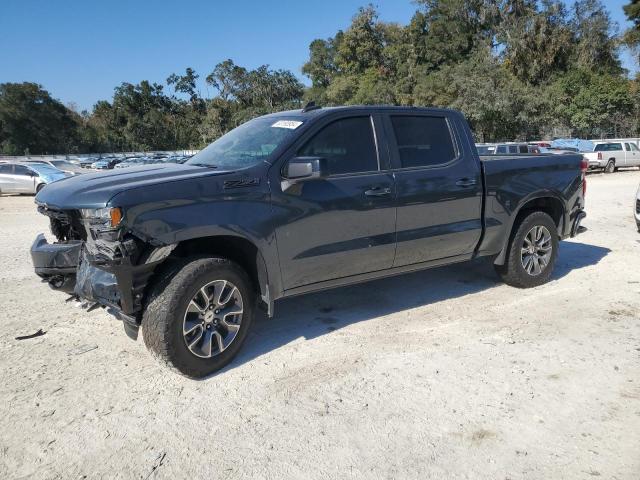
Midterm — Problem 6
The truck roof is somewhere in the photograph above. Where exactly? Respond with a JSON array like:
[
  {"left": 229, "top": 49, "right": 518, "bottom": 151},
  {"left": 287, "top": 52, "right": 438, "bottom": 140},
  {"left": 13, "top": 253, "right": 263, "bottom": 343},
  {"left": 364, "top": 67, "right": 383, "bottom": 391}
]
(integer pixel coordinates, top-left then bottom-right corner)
[{"left": 264, "top": 105, "right": 461, "bottom": 120}]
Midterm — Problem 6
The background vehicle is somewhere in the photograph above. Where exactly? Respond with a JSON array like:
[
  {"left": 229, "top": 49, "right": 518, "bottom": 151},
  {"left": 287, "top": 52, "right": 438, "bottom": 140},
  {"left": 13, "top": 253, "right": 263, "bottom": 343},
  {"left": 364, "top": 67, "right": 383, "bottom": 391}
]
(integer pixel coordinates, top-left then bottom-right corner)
[
  {"left": 476, "top": 143, "right": 540, "bottom": 154},
  {"left": 583, "top": 141, "right": 640, "bottom": 173},
  {"left": 22, "top": 159, "right": 88, "bottom": 175},
  {"left": 31, "top": 106, "right": 586, "bottom": 378},
  {"left": 0, "top": 162, "right": 68, "bottom": 194}
]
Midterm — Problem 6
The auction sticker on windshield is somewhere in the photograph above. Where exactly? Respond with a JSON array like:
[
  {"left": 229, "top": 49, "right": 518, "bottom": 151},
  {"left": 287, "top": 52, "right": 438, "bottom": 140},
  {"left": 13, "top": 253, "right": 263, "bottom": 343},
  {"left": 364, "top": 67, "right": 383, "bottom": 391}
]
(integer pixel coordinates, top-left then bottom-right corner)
[{"left": 271, "top": 120, "right": 303, "bottom": 129}]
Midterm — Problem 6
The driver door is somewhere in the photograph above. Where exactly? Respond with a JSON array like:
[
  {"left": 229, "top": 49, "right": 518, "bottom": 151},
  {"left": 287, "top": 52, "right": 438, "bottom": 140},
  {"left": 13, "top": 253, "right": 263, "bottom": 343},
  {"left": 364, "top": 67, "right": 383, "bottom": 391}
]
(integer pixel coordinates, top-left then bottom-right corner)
[{"left": 271, "top": 114, "right": 397, "bottom": 290}]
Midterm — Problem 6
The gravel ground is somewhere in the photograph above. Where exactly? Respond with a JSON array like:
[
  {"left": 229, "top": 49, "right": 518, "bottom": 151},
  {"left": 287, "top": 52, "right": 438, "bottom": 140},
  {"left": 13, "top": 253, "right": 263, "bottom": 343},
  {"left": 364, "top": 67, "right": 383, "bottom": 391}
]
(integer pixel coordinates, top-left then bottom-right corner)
[{"left": 1, "top": 171, "right": 639, "bottom": 480}]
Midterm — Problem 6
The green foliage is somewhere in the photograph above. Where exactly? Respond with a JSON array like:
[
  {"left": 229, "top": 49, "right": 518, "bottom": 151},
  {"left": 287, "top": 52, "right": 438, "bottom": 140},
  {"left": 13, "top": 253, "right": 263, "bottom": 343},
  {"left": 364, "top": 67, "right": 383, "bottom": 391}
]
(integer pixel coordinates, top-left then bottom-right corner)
[
  {"left": 0, "top": 0, "right": 637, "bottom": 154},
  {"left": 0, "top": 83, "right": 83, "bottom": 154},
  {"left": 623, "top": 0, "right": 640, "bottom": 62}
]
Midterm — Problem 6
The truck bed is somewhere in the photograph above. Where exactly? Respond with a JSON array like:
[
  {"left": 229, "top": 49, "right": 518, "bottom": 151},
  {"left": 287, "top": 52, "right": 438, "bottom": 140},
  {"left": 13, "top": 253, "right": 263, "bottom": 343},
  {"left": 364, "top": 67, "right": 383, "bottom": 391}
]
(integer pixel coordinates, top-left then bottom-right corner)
[{"left": 476, "top": 153, "right": 585, "bottom": 258}]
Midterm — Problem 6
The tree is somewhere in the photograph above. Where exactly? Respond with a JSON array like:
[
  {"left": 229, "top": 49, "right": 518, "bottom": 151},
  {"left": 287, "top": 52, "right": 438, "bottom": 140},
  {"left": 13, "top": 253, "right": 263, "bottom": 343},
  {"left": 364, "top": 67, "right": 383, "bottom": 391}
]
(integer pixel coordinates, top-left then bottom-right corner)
[
  {"left": 571, "top": 0, "right": 622, "bottom": 74},
  {"left": 550, "top": 69, "right": 634, "bottom": 137},
  {"left": 623, "top": 0, "right": 640, "bottom": 62},
  {"left": 499, "top": 0, "right": 573, "bottom": 85},
  {"left": 0, "top": 82, "right": 81, "bottom": 154},
  {"left": 167, "top": 67, "right": 201, "bottom": 104},
  {"left": 335, "top": 6, "right": 385, "bottom": 75}
]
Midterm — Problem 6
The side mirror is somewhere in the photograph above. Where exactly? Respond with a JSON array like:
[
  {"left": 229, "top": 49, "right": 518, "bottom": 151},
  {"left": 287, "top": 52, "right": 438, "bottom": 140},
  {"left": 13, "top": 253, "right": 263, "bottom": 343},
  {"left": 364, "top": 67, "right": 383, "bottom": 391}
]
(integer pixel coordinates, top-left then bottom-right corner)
[{"left": 285, "top": 157, "right": 328, "bottom": 181}]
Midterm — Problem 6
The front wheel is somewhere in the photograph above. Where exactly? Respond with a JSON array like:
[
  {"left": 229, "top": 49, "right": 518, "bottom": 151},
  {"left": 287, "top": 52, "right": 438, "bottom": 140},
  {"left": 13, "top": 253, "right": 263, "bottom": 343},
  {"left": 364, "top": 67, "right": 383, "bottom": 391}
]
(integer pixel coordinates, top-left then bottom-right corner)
[
  {"left": 495, "top": 211, "right": 559, "bottom": 288},
  {"left": 142, "top": 257, "right": 254, "bottom": 378}
]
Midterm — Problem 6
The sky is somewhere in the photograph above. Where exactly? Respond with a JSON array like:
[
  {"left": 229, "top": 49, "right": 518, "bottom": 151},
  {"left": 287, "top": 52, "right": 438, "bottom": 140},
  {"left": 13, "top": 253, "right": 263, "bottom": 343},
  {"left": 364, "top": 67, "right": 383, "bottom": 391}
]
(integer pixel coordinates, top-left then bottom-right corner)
[{"left": 0, "top": 0, "right": 636, "bottom": 111}]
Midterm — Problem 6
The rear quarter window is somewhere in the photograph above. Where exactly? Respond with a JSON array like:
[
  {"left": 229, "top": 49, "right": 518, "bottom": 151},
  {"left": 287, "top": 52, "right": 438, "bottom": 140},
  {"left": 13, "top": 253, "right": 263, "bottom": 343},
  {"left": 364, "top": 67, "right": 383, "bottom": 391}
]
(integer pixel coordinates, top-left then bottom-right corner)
[{"left": 390, "top": 116, "right": 456, "bottom": 168}]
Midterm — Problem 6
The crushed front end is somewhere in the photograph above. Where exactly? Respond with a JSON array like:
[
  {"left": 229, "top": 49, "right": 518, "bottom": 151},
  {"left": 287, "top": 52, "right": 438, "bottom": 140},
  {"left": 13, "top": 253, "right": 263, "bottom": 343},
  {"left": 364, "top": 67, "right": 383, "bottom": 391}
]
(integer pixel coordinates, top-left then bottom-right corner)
[{"left": 31, "top": 204, "right": 174, "bottom": 339}]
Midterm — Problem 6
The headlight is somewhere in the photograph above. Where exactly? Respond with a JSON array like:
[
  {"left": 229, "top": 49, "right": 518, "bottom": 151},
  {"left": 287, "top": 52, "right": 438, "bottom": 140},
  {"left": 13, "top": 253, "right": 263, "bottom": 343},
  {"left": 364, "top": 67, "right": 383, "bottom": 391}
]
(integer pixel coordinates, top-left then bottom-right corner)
[{"left": 80, "top": 207, "right": 122, "bottom": 228}]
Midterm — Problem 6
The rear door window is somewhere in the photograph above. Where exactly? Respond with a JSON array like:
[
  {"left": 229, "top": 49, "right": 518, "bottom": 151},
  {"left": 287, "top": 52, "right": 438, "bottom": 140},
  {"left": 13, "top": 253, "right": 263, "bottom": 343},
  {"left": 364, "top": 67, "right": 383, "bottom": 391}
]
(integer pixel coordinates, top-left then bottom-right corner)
[
  {"left": 610, "top": 143, "right": 622, "bottom": 151},
  {"left": 390, "top": 115, "right": 456, "bottom": 168},
  {"left": 297, "top": 117, "right": 378, "bottom": 175},
  {"left": 496, "top": 145, "right": 507, "bottom": 154},
  {"left": 14, "top": 165, "right": 32, "bottom": 176},
  {"left": 518, "top": 145, "right": 529, "bottom": 153},
  {"left": 0, "top": 164, "right": 13, "bottom": 174}
]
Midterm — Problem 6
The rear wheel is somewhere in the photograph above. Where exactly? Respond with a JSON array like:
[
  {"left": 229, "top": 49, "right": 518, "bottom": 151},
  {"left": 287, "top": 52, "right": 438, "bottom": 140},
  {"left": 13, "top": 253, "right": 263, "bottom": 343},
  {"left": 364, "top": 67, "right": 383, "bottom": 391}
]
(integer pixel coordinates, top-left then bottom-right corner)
[
  {"left": 604, "top": 160, "right": 615, "bottom": 174},
  {"left": 142, "top": 257, "right": 254, "bottom": 378},
  {"left": 495, "top": 211, "right": 559, "bottom": 288}
]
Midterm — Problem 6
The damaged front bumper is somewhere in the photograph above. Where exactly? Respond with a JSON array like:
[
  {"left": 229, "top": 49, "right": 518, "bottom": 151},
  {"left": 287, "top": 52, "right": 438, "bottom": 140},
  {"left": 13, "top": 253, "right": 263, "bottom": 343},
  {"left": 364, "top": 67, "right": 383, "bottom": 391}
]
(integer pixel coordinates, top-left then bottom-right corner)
[{"left": 31, "top": 215, "right": 175, "bottom": 339}]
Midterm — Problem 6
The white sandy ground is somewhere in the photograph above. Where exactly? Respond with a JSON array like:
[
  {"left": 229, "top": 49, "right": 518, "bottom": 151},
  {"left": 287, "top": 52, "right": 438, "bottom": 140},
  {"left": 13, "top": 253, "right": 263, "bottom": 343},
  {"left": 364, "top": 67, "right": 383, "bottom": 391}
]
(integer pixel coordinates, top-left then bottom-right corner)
[{"left": 0, "top": 171, "right": 639, "bottom": 479}]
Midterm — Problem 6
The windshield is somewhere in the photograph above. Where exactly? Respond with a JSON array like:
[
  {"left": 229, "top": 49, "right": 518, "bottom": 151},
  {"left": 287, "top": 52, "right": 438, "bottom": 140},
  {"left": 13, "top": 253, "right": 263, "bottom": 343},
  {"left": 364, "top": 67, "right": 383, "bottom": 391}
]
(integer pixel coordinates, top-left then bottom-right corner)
[{"left": 187, "top": 116, "right": 303, "bottom": 169}]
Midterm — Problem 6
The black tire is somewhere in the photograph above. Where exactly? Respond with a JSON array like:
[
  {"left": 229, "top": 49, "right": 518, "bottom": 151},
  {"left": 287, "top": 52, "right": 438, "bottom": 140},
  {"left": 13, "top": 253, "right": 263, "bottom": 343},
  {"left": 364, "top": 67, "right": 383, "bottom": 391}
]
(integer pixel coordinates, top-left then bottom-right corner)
[
  {"left": 142, "top": 257, "right": 255, "bottom": 378},
  {"left": 604, "top": 160, "right": 615, "bottom": 174},
  {"left": 494, "top": 211, "right": 559, "bottom": 288}
]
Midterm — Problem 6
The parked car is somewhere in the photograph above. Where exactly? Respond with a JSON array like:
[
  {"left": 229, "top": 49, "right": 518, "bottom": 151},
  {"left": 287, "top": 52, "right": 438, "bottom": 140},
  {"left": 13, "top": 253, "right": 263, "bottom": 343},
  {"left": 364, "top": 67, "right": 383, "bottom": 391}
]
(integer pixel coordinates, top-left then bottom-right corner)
[
  {"left": 22, "top": 159, "right": 88, "bottom": 175},
  {"left": 583, "top": 141, "right": 640, "bottom": 173},
  {"left": 31, "top": 106, "right": 587, "bottom": 377},
  {"left": 476, "top": 143, "right": 539, "bottom": 155},
  {"left": 0, "top": 162, "right": 69, "bottom": 195},
  {"left": 539, "top": 147, "right": 581, "bottom": 155},
  {"left": 114, "top": 157, "right": 146, "bottom": 169}
]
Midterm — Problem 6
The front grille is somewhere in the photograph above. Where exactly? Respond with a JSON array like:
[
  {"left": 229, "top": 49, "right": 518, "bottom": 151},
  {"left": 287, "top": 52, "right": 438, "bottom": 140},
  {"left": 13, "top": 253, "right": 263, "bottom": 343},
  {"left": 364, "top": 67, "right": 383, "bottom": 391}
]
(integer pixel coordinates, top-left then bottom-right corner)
[{"left": 37, "top": 206, "right": 86, "bottom": 241}]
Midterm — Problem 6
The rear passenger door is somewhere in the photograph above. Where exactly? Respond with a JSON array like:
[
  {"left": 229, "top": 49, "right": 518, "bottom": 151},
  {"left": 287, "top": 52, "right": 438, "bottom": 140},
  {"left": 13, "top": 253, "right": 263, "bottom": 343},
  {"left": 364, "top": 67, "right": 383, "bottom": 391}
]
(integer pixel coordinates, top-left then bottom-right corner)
[{"left": 385, "top": 113, "right": 483, "bottom": 267}]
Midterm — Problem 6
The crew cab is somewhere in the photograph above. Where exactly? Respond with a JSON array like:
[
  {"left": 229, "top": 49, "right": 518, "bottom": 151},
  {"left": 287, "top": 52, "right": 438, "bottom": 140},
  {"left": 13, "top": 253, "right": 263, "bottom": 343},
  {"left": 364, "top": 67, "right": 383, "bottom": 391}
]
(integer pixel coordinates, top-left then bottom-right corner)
[
  {"left": 30, "top": 106, "right": 587, "bottom": 378},
  {"left": 584, "top": 141, "right": 640, "bottom": 173}
]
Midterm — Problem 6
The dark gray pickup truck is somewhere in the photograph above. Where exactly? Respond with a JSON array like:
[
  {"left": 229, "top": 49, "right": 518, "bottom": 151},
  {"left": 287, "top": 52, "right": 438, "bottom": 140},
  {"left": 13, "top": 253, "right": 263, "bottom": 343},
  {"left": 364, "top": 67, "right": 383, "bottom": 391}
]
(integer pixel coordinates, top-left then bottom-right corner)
[{"left": 31, "top": 106, "right": 587, "bottom": 377}]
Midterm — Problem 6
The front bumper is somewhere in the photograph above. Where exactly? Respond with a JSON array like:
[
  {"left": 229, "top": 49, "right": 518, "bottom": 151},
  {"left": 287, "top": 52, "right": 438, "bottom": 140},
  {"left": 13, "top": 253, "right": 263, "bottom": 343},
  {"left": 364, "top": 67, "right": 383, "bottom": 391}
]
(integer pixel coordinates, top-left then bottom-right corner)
[
  {"left": 30, "top": 233, "right": 170, "bottom": 327},
  {"left": 31, "top": 234, "right": 82, "bottom": 293}
]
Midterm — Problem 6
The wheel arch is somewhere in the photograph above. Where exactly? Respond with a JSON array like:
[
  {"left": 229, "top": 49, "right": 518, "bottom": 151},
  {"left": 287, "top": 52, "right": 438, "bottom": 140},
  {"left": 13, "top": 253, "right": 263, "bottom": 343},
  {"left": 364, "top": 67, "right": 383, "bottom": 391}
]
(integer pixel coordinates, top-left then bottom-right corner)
[
  {"left": 493, "top": 194, "right": 565, "bottom": 266},
  {"left": 148, "top": 234, "right": 273, "bottom": 315}
]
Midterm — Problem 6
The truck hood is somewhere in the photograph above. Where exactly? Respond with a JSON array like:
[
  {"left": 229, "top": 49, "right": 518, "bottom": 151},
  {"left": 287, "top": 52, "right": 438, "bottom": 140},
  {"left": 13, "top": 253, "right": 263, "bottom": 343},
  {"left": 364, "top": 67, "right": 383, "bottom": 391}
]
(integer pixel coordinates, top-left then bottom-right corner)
[{"left": 35, "top": 163, "right": 231, "bottom": 209}]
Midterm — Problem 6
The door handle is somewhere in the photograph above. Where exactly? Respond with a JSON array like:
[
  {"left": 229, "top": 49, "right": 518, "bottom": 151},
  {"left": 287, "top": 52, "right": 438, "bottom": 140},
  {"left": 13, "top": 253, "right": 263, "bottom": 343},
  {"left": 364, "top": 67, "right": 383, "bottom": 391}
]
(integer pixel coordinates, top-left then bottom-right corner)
[
  {"left": 364, "top": 187, "right": 391, "bottom": 197},
  {"left": 456, "top": 178, "right": 477, "bottom": 187}
]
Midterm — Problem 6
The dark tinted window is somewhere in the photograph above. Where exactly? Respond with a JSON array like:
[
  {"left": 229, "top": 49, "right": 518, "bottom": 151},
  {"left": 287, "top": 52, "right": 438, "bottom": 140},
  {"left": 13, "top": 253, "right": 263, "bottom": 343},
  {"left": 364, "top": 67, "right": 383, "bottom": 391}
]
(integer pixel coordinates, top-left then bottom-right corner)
[
  {"left": 496, "top": 145, "right": 507, "bottom": 154},
  {"left": 0, "top": 164, "right": 12, "bottom": 174},
  {"left": 518, "top": 145, "right": 529, "bottom": 153},
  {"left": 595, "top": 143, "right": 622, "bottom": 152},
  {"left": 14, "top": 165, "right": 31, "bottom": 176},
  {"left": 298, "top": 117, "right": 378, "bottom": 175},
  {"left": 391, "top": 116, "right": 456, "bottom": 168}
]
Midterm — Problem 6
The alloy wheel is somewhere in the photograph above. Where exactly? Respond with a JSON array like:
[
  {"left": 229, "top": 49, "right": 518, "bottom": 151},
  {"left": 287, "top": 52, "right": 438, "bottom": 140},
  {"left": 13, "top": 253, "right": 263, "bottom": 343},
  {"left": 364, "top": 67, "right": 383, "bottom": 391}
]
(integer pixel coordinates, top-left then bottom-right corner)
[
  {"left": 182, "top": 280, "right": 243, "bottom": 358},
  {"left": 520, "top": 225, "right": 552, "bottom": 276}
]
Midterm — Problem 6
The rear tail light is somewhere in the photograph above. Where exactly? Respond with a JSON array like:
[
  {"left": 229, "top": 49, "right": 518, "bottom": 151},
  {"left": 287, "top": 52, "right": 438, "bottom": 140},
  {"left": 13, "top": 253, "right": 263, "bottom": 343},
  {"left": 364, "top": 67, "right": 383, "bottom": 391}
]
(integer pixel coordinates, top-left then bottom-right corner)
[
  {"left": 580, "top": 157, "right": 588, "bottom": 173},
  {"left": 597, "top": 151, "right": 602, "bottom": 161}
]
